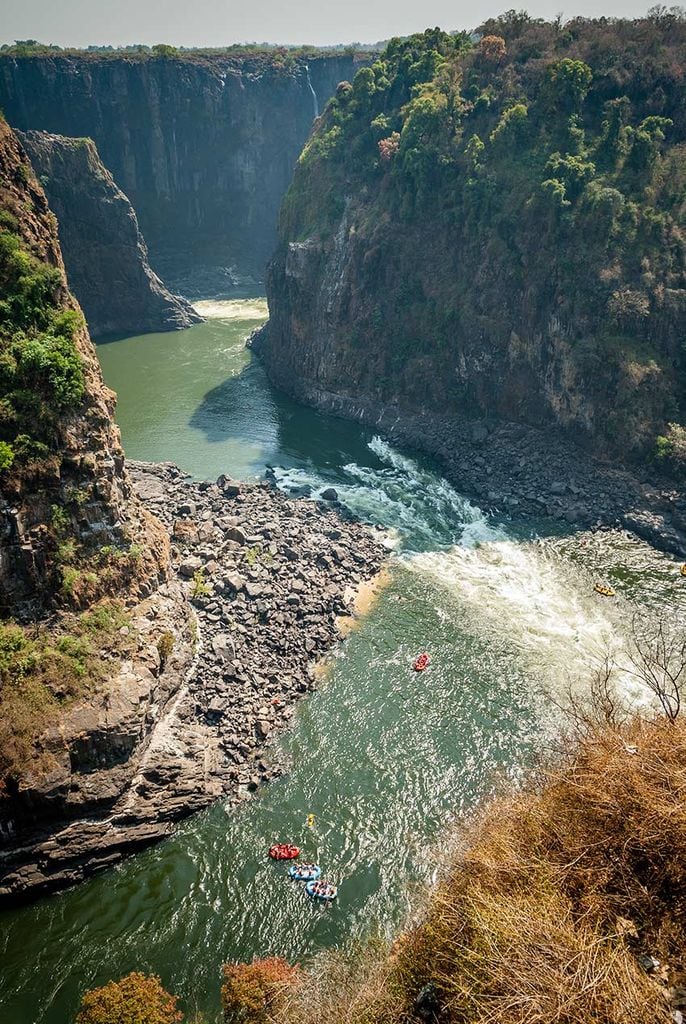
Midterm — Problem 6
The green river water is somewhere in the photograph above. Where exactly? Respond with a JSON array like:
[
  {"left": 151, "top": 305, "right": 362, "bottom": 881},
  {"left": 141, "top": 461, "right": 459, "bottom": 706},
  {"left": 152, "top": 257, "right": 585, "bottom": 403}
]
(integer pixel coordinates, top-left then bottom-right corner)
[{"left": 1, "top": 299, "right": 684, "bottom": 1023}]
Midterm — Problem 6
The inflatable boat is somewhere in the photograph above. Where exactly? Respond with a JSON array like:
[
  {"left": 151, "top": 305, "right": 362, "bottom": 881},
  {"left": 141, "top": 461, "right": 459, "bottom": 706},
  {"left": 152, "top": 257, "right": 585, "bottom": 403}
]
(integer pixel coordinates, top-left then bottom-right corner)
[
  {"left": 289, "top": 863, "right": 321, "bottom": 882},
  {"left": 305, "top": 879, "right": 338, "bottom": 901},
  {"left": 268, "top": 843, "right": 300, "bottom": 861}
]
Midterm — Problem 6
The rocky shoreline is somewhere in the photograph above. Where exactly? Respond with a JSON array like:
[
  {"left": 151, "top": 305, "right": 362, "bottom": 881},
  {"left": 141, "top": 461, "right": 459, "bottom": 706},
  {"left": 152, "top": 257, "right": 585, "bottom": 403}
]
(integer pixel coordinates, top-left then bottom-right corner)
[
  {"left": 401, "top": 414, "right": 686, "bottom": 557},
  {"left": 247, "top": 340, "right": 686, "bottom": 558},
  {"left": 0, "top": 464, "right": 386, "bottom": 904}
]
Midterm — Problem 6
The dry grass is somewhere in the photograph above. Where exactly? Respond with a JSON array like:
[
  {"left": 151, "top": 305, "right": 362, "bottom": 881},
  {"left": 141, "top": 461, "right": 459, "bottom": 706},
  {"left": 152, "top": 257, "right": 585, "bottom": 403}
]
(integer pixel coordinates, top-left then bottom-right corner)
[
  {"left": 0, "top": 601, "right": 134, "bottom": 781},
  {"left": 274, "top": 715, "right": 685, "bottom": 1024}
]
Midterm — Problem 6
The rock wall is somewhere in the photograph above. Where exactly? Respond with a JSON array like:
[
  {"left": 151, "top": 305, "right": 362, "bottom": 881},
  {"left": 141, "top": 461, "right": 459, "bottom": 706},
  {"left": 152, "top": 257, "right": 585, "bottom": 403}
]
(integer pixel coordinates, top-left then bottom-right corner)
[
  {"left": 0, "top": 120, "right": 202, "bottom": 898},
  {"left": 0, "top": 53, "right": 361, "bottom": 280},
  {"left": 257, "top": 194, "right": 683, "bottom": 468},
  {"left": 254, "top": 26, "right": 686, "bottom": 469},
  {"left": 18, "top": 130, "right": 201, "bottom": 338},
  {"left": 0, "top": 119, "right": 168, "bottom": 614}
]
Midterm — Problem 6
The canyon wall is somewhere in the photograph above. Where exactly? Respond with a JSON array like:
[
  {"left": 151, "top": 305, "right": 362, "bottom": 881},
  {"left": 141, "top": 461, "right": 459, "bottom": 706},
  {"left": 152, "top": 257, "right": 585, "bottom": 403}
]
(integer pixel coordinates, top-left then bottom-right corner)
[
  {"left": 255, "top": 23, "right": 686, "bottom": 469},
  {"left": 0, "top": 117, "right": 168, "bottom": 613},
  {"left": 0, "top": 53, "right": 361, "bottom": 283},
  {"left": 18, "top": 130, "right": 201, "bottom": 337},
  {"left": 0, "top": 122, "right": 202, "bottom": 898}
]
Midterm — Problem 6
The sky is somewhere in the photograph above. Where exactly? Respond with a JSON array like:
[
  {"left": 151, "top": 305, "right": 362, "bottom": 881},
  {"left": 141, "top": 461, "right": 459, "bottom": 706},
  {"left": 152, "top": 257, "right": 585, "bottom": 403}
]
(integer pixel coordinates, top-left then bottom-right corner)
[{"left": 2, "top": 0, "right": 656, "bottom": 48}]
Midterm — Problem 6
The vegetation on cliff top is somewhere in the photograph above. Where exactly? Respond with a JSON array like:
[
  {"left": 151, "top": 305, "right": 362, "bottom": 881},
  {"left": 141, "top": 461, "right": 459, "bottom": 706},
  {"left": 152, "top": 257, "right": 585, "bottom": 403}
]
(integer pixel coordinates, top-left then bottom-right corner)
[
  {"left": 279, "top": 11, "right": 686, "bottom": 466},
  {"left": 0, "top": 39, "right": 371, "bottom": 72}
]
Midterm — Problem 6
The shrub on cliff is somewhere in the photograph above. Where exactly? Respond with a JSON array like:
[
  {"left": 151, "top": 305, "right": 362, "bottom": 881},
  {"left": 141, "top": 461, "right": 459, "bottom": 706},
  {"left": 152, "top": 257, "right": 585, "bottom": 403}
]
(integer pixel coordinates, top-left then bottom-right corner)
[
  {"left": 221, "top": 958, "right": 299, "bottom": 1023},
  {"left": 152, "top": 43, "right": 179, "bottom": 59},
  {"left": 654, "top": 422, "right": 686, "bottom": 480},
  {"left": 76, "top": 972, "right": 182, "bottom": 1024},
  {"left": 0, "top": 225, "right": 85, "bottom": 472},
  {"left": 479, "top": 34, "right": 506, "bottom": 62},
  {"left": 0, "top": 601, "right": 133, "bottom": 781}
]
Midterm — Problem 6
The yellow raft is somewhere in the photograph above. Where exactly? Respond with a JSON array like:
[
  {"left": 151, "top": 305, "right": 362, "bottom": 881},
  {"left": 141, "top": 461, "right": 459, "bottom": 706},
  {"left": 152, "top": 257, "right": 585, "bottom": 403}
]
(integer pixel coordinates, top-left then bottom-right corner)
[
  {"left": 680, "top": 564, "right": 686, "bottom": 577},
  {"left": 594, "top": 583, "right": 615, "bottom": 598}
]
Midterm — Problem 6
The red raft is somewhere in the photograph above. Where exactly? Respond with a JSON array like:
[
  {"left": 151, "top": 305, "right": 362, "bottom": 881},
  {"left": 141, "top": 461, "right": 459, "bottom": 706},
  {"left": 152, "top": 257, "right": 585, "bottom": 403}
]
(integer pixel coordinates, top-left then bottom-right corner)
[
  {"left": 413, "top": 653, "right": 430, "bottom": 672},
  {"left": 269, "top": 843, "right": 300, "bottom": 861}
]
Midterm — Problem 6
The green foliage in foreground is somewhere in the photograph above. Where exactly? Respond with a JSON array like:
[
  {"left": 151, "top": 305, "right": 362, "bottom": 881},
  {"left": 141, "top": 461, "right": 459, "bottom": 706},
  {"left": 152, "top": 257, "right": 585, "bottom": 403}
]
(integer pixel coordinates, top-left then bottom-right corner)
[{"left": 0, "top": 224, "right": 85, "bottom": 472}]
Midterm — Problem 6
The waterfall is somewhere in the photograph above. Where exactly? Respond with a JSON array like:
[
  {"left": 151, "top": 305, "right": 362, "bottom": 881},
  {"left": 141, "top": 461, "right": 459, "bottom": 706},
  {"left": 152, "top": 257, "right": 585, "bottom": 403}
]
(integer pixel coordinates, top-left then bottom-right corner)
[{"left": 304, "top": 64, "right": 319, "bottom": 119}]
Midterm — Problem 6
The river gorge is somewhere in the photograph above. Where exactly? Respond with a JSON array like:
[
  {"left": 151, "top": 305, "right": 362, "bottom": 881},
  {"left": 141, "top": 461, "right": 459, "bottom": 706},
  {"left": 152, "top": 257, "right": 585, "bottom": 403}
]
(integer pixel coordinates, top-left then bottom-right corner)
[
  {"left": 1, "top": 298, "right": 683, "bottom": 1022},
  {"left": 1, "top": 17, "right": 685, "bottom": 1024}
]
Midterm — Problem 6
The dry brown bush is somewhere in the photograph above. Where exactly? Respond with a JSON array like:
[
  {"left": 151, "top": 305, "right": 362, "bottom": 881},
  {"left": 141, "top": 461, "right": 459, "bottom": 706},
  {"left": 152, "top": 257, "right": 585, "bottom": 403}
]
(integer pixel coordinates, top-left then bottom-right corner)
[
  {"left": 221, "top": 957, "right": 300, "bottom": 1023},
  {"left": 275, "top": 713, "right": 685, "bottom": 1024},
  {"left": 76, "top": 971, "right": 182, "bottom": 1024}
]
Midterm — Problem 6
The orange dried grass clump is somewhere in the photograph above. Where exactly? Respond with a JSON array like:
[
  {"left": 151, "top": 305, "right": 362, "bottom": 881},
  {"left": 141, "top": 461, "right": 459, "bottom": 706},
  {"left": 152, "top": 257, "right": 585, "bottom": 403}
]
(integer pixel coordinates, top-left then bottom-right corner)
[{"left": 221, "top": 957, "right": 300, "bottom": 1023}]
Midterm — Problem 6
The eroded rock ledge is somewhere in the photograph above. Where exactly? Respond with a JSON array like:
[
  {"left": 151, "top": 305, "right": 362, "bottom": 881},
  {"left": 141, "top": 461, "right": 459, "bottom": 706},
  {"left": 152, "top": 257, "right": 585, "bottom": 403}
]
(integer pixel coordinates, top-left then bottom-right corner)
[{"left": 0, "top": 464, "right": 386, "bottom": 904}]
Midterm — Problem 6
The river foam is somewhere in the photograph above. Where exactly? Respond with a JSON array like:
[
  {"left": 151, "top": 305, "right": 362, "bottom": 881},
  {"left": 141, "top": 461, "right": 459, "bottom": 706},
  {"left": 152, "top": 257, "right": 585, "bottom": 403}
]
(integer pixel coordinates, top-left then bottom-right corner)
[
  {"left": 193, "top": 297, "right": 269, "bottom": 320},
  {"left": 275, "top": 434, "right": 650, "bottom": 710}
]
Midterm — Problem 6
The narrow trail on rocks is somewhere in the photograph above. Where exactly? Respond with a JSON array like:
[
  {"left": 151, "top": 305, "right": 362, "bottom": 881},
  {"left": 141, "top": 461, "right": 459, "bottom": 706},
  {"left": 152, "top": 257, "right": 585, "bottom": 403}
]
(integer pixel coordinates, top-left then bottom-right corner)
[
  {"left": 2, "top": 299, "right": 684, "bottom": 1024},
  {"left": 122, "top": 608, "right": 205, "bottom": 814}
]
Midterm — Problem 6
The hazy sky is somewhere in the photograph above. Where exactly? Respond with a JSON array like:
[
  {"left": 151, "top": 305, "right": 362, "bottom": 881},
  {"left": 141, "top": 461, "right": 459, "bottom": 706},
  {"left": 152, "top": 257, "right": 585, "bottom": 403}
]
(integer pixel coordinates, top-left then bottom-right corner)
[{"left": 3, "top": 0, "right": 655, "bottom": 48}]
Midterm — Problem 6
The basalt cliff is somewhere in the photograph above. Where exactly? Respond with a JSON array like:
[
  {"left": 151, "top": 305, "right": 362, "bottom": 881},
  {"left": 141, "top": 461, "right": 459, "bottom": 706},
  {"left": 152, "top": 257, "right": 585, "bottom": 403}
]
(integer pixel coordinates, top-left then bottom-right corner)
[
  {"left": 0, "top": 52, "right": 362, "bottom": 283},
  {"left": 0, "top": 117, "right": 168, "bottom": 613},
  {"left": 0, "top": 116, "right": 190, "bottom": 896},
  {"left": 255, "top": 19, "right": 686, "bottom": 484},
  {"left": 18, "top": 130, "right": 201, "bottom": 338}
]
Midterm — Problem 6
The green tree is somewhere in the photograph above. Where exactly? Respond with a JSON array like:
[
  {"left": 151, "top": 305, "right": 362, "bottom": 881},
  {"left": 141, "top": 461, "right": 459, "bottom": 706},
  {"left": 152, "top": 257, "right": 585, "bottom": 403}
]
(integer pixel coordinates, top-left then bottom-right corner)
[
  {"left": 543, "top": 58, "right": 593, "bottom": 111},
  {"left": 152, "top": 43, "right": 179, "bottom": 58},
  {"left": 489, "top": 103, "right": 528, "bottom": 148}
]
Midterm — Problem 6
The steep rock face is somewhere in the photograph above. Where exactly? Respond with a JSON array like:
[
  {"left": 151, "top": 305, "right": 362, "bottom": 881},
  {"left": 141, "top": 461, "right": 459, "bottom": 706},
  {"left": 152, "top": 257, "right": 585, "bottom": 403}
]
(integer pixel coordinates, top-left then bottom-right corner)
[
  {"left": 18, "top": 130, "right": 201, "bottom": 337},
  {"left": 255, "top": 25, "right": 686, "bottom": 467},
  {"left": 258, "top": 214, "right": 678, "bottom": 458},
  {"left": 0, "top": 118, "right": 167, "bottom": 613},
  {"left": 0, "top": 54, "right": 361, "bottom": 279},
  {"left": 0, "top": 122, "right": 201, "bottom": 897}
]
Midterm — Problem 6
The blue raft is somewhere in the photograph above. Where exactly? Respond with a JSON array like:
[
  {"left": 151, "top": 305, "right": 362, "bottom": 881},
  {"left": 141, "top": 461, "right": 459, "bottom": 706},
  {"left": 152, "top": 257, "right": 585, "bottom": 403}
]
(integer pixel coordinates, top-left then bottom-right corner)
[
  {"left": 305, "top": 879, "right": 338, "bottom": 901},
  {"left": 288, "top": 863, "right": 322, "bottom": 882}
]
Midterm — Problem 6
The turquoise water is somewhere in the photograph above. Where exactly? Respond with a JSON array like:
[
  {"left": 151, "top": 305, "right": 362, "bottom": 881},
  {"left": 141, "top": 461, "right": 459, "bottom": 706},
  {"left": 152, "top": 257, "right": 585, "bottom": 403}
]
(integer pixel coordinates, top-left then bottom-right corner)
[{"left": 1, "top": 301, "right": 682, "bottom": 1023}]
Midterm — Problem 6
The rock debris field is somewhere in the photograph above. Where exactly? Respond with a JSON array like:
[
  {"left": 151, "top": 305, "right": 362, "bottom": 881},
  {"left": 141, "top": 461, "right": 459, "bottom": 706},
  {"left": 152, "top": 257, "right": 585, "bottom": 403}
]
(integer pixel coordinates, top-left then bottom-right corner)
[
  {"left": 0, "top": 462, "right": 386, "bottom": 902},
  {"left": 131, "top": 461, "right": 387, "bottom": 807}
]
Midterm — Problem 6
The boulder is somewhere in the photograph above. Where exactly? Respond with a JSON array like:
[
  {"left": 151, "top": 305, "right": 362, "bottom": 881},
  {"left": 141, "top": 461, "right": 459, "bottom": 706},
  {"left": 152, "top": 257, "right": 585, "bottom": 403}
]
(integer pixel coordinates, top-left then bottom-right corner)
[
  {"left": 179, "top": 556, "right": 203, "bottom": 578},
  {"left": 217, "top": 475, "right": 242, "bottom": 497},
  {"left": 211, "top": 634, "right": 236, "bottom": 662}
]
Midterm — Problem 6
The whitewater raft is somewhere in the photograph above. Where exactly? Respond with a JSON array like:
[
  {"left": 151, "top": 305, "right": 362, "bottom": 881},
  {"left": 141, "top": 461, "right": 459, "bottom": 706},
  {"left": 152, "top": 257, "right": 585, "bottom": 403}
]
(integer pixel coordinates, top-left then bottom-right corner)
[
  {"left": 306, "top": 879, "right": 338, "bottom": 901},
  {"left": 288, "top": 863, "right": 322, "bottom": 882}
]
